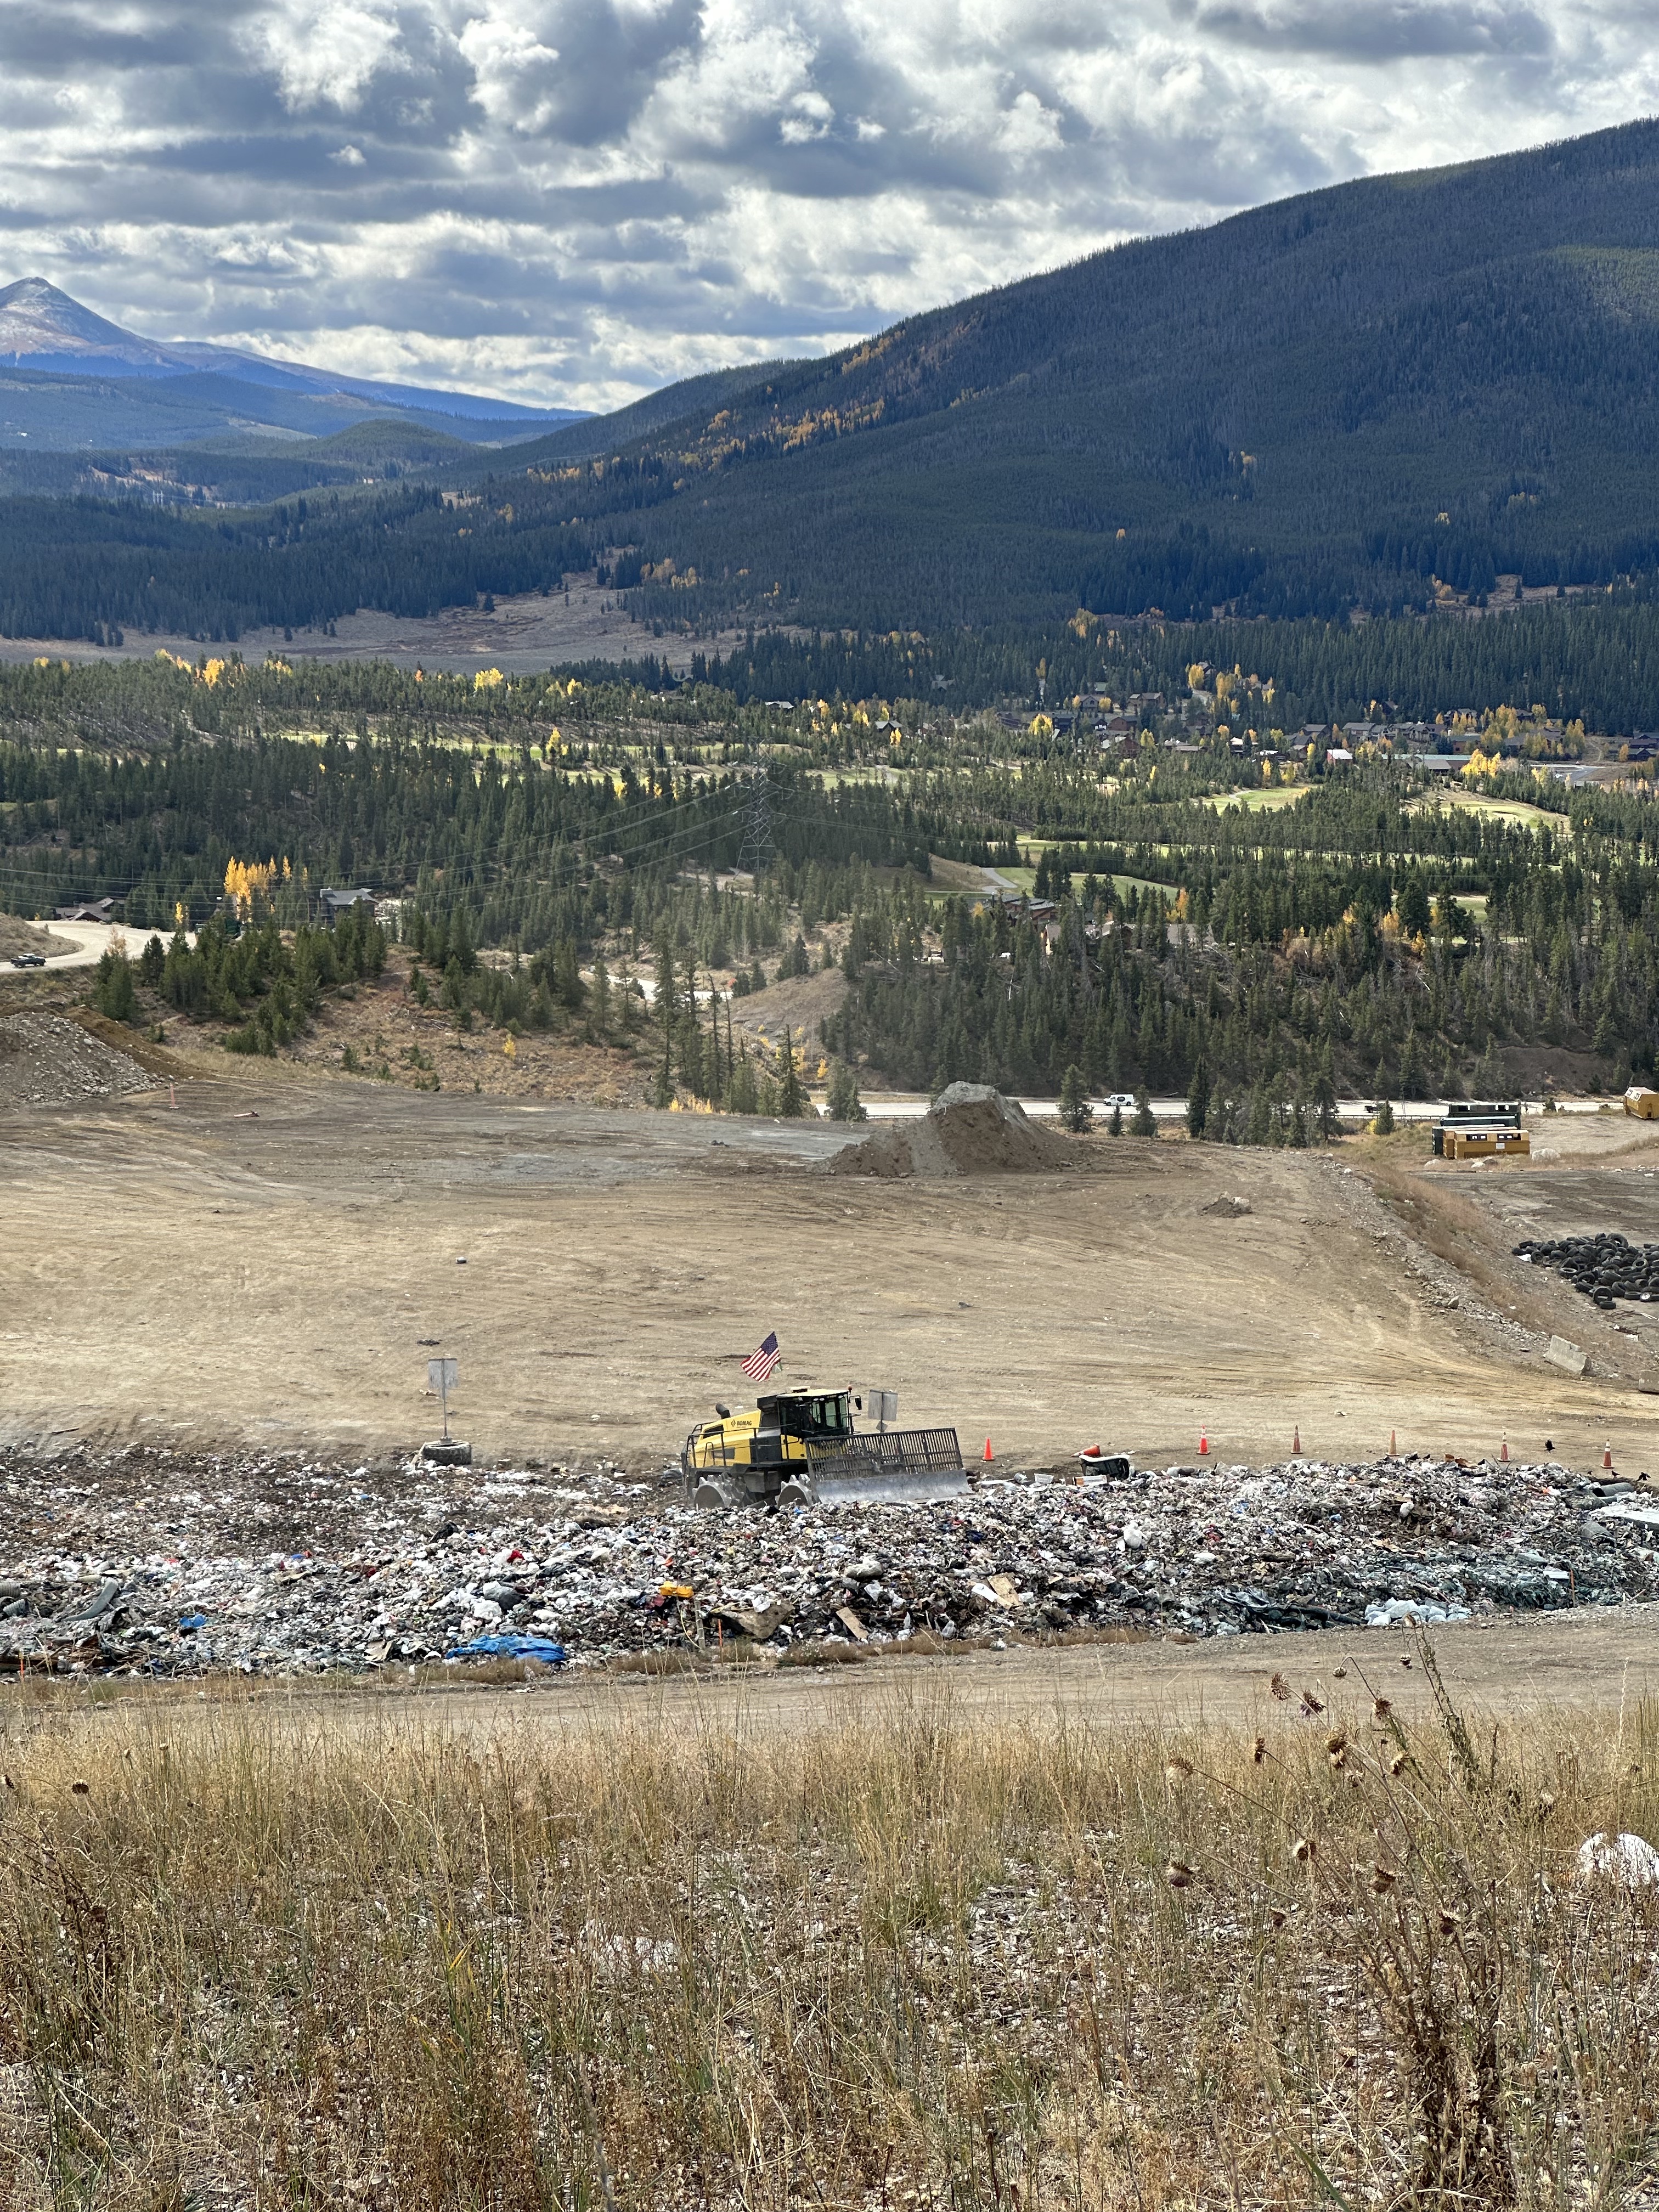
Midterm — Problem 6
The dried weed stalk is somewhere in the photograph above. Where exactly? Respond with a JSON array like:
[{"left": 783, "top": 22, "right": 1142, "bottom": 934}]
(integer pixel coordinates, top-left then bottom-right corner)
[{"left": 0, "top": 1663, "right": 1654, "bottom": 2209}]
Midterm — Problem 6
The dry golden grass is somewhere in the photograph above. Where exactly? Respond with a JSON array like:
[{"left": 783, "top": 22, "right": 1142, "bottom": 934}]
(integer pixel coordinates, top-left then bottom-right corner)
[{"left": 2, "top": 1646, "right": 1658, "bottom": 2209}]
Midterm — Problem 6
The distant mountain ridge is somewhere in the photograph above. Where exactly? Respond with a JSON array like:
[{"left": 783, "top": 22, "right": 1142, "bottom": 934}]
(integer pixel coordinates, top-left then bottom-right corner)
[
  {"left": 14, "top": 121, "right": 1659, "bottom": 641},
  {"left": 0, "top": 277, "right": 584, "bottom": 436},
  {"left": 501, "top": 115, "right": 1659, "bottom": 629}
]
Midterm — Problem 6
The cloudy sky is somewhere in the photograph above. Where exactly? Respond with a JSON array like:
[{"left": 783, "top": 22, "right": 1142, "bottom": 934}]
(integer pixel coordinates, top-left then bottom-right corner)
[{"left": 2, "top": 0, "right": 1657, "bottom": 412}]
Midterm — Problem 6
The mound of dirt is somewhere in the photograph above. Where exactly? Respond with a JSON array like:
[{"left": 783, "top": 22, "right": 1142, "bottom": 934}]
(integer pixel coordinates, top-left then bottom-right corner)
[
  {"left": 827, "top": 1083, "right": 1079, "bottom": 1178},
  {"left": 0, "top": 916, "right": 71, "bottom": 962},
  {"left": 1200, "top": 1194, "right": 1252, "bottom": 1218},
  {"left": 0, "top": 1012, "right": 159, "bottom": 1109}
]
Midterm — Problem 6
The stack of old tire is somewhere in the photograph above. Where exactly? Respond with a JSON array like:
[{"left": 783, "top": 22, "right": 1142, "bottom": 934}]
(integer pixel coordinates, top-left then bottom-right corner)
[{"left": 1514, "top": 1231, "right": 1659, "bottom": 1308}]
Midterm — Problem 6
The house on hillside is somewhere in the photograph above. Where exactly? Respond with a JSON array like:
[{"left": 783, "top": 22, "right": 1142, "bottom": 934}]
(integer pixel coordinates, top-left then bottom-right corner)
[
  {"left": 319, "top": 887, "right": 375, "bottom": 926},
  {"left": 54, "top": 898, "right": 116, "bottom": 923}
]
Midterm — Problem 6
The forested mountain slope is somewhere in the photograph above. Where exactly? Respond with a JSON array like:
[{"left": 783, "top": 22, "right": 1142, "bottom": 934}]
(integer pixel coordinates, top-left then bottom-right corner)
[
  {"left": 11, "top": 120, "right": 1659, "bottom": 641},
  {"left": 520, "top": 117, "right": 1659, "bottom": 628}
]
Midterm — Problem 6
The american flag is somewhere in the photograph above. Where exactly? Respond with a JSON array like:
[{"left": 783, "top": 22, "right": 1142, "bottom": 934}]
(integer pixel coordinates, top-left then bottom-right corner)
[{"left": 741, "top": 1330, "right": 781, "bottom": 1384}]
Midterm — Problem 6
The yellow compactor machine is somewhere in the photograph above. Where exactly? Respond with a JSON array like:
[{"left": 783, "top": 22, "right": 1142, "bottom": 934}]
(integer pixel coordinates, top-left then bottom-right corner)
[{"left": 682, "top": 1387, "right": 968, "bottom": 1510}]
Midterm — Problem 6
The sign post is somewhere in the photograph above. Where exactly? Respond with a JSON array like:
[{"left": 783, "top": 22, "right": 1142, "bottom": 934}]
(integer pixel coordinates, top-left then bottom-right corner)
[
  {"left": 421, "top": 1356, "right": 470, "bottom": 1465},
  {"left": 427, "top": 1357, "right": 459, "bottom": 1441}
]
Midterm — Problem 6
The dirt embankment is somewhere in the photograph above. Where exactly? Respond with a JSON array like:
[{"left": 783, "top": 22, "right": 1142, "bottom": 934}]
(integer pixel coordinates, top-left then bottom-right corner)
[
  {"left": 827, "top": 1083, "right": 1082, "bottom": 1177},
  {"left": 0, "top": 916, "right": 72, "bottom": 962},
  {"left": 0, "top": 1011, "right": 160, "bottom": 1108}
]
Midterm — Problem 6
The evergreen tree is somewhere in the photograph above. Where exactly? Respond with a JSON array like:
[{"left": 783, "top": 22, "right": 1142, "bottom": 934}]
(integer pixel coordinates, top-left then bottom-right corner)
[
  {"left": 1131, "top": 1085, "right": 1158, "bottom": 1137},
  {"left": 1398, "top": 1030, "right": 1423, "bottom": 1099},
  {"left": 1058, "top": 1063, "right": 1092, "bottom": 1132},
  {"left": 1186, "top": 1058, "right": 1210, "bottom": 1138},
  {"left": 777, "top": 1023, "right": 808, "bottom": 1117},
  {"left": 653, "top": 935, "right": 676, "bottom": 1108},
  {"left": 92, "top": 945, "right": 137, "bottom": 1025},
  {"left": 1312, "top": 1047, "right": 1338, "bottom": 1141},
  {"left": 728, "top": 1046, "right": 760, "bottom": 1115},
  {"left": 826, "top": 1057, "right": 866, "bottom": 1121}
]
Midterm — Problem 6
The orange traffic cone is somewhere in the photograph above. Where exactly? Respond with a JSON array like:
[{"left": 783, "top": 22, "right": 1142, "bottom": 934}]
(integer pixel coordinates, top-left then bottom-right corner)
[
  {"left": 1199, "top": 1430, "right": 1209, "bottom": 1457},
  {"left": 1604, "top": 1441, "right": 1613, "bottom": 1471},
  {"left": 983, "top": 1437, "right": 994, "bottom": 1463},
  {"left": 1293, "top": 1425, "right": 1301, "bottom": 1455}
]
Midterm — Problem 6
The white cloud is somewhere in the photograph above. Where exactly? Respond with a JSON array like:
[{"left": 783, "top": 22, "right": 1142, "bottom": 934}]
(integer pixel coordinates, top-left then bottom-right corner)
[
  {"left": 456, "top": 10, "right": 565, "bottom": 133},
  {"left": 246, "top": 0, "right": 404, "bottom": 112},
  {"left": 0, "top": 0, "right": 1655, "bottom": 411}
]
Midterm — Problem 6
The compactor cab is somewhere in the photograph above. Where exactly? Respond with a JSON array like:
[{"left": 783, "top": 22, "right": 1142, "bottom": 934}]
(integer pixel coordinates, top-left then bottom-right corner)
[{"left": 684, "top": 1387, "right": 967, "bottom": 1510}]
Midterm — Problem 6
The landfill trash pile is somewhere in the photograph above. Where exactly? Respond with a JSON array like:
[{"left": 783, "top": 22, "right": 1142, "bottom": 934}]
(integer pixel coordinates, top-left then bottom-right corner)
[
  {"left": 2, "top": 1441, "right": 1656, "bottom": 1680},
  {"left": 827, "top": 1082, "right": 1078, "bottom": 1178},
  {"left": 1515, "top": 1232, "right": 1659, "bottom": 1310},
  {"left": 0, "top": 1011, "right": 159, "bottom": 1109}
]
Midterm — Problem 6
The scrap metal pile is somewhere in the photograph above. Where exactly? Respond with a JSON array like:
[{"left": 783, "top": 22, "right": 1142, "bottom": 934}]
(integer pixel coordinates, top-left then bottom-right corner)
[
  {"left": 1515, "top": 1232, "right": 1659, "bottom": 1308},
  {"left": 2, "top": 1443, "right": 1656, "bottom": 1678}
]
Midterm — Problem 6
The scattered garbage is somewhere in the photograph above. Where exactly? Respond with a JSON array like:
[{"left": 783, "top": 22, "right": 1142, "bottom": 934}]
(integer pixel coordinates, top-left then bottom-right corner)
[
  {"left": 444, "top": 1633, "right": 568, "bottom": 1665},
  {"left": 1515, "top": 1233, "right": 1659, "bottom": 1310},
  {"left": 1576, "top": 1832, "right": 1659, "bottom": 1885},
  {"left": 1364, "top": 1598, "right": 1472, "bottom": 1627},
  {"left": 0, "top": 1441, "right": 1653, "bottom": 1679}
]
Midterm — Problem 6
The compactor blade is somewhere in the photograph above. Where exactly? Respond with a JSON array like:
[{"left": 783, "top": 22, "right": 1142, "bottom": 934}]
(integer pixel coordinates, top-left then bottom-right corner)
[{"left": 785, "top": 1462, "right": 970, "bottom": 1509}]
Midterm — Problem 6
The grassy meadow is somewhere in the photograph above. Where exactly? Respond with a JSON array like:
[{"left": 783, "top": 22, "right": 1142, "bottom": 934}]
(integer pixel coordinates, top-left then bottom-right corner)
[{"left": 0, "top": 1660, "right": 1656, "bottom": 2208}]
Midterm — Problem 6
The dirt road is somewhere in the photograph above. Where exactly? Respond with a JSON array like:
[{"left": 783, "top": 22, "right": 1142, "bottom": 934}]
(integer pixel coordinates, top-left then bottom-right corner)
[
  {"left": 7, "top": 1073, "right": 1659, "bottom": 1472},
  {"left": 41, "top": 1604, "right": 1659, "bottom": 1740},
  {"left": 507, "top": 1602, "right": 1659, "bottom": 1730}
]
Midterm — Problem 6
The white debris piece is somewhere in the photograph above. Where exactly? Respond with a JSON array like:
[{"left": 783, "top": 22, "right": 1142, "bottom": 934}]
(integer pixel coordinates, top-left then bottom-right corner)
[
  {"left": 1576, "top": 1832, "right": 1659, "bottom": 1886},
  {"left": 1365, "top": 1598, "right": 1472, "bottom": 1627}
]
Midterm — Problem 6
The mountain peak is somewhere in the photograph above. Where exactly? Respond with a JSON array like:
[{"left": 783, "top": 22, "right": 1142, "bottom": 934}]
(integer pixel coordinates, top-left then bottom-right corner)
[
  {"left": 0, "top": 277, "right": 181, "bottom": 366},
  {"left": 0, "top": 278, "right": 582, "bottom": 427}
]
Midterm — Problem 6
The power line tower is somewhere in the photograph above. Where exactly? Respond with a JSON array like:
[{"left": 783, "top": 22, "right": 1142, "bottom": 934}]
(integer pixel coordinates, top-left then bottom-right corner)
[{"left": 737, "top": 739, "right": 772, "bottom": 883}]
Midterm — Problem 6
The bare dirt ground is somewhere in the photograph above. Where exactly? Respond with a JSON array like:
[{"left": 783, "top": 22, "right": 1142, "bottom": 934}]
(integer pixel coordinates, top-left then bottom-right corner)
[
  {"left": 26, "top": 1603, "right": 1659, "bottom": 1735},
  {"left": 726, "top": 964, "right": 849, "bottom": 1061},
  {"left": 7, "top": 1064, "right": 1659, "bottom": 1474},
  {"left": 426, "top": 1601, "right": 1659, "bottom": 1730},
  {"left": 0, "top": 916, "right": 72, "bottom": 962},
  {"left": 0, "top": 575, "right": 749, "bottom": 678}
]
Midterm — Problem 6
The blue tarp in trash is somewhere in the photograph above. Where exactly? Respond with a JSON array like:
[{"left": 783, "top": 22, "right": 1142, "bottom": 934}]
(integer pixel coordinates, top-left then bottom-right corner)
[{"left": 444, "top": 1634, "right": 568, "bottom": 1665}]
